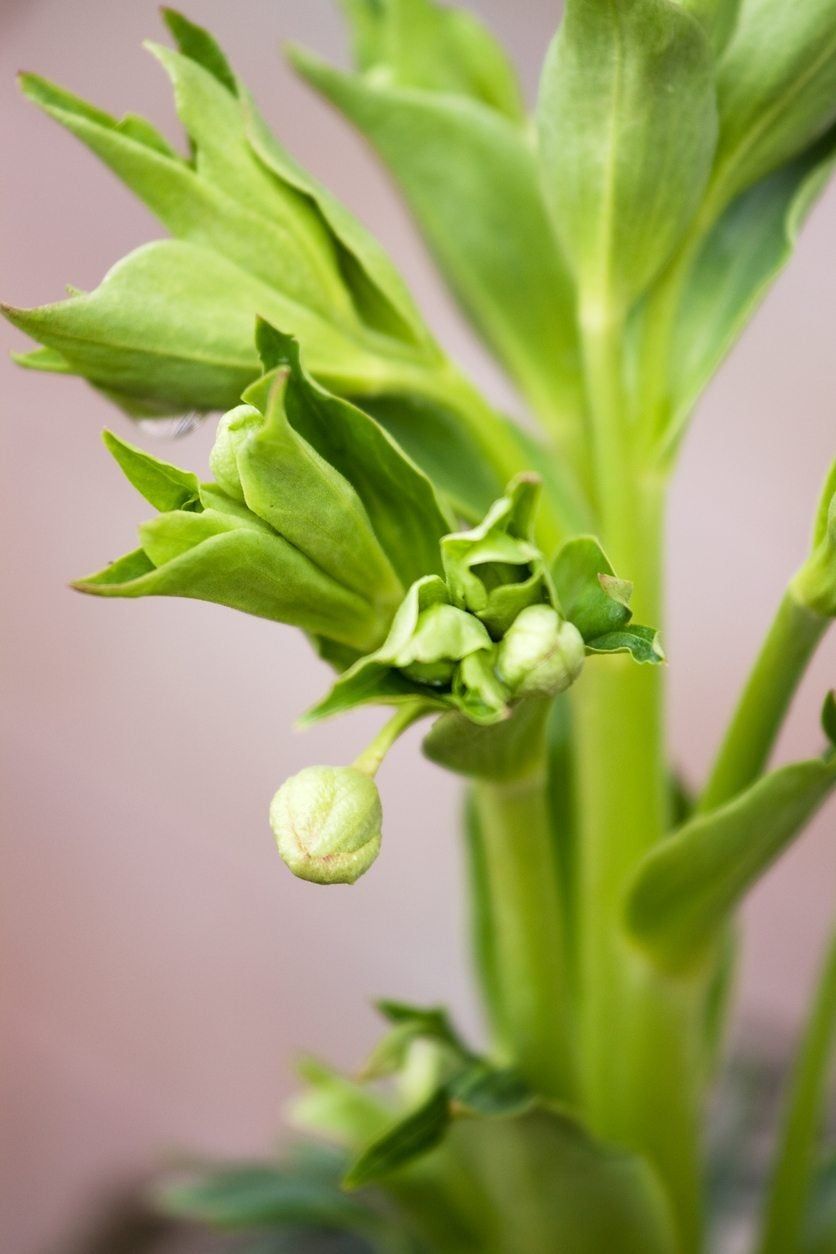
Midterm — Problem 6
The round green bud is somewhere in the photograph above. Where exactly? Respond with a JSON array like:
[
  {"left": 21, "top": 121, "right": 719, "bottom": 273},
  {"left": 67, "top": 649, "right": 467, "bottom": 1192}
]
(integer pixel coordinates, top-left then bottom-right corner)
[
  {"left": 270, "top": 765, "right": 382, "bottom": 885},
  {"left": 209, "top": 405, "right": 261, "bottom": 502},
  {"left": 497, "top": 605, "right": 585, "bottom": 698}
]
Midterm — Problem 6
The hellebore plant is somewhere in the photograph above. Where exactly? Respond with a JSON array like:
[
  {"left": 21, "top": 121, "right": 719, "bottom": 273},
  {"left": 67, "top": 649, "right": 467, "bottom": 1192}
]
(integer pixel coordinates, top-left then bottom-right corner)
[{"left": 6, "top": 2, "right": 836, "bottom": 1251}]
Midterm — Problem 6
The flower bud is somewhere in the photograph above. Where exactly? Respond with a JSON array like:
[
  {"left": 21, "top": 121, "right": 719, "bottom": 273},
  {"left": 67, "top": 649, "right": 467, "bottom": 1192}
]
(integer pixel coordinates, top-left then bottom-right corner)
[
  {"left": 497, "top": 605, "right": 585, "bottom": 698},
  {"left": 208, "top": 404, "right": 262, "bottom": 502},
  {"left": 270, "top": 765, "right": 382, "bottom": 885}
]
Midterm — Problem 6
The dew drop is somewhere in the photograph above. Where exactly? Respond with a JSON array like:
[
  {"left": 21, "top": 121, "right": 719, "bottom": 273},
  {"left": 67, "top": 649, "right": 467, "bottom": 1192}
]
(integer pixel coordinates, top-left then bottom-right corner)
[{"left": 137, "top": 412, "right": 208, "bottom": 441}]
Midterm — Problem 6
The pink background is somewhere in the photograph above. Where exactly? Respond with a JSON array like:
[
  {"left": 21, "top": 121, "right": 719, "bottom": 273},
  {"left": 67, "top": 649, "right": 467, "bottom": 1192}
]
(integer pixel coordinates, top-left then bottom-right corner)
[{"left": 1, "top": 2, "right": 833, "bottom": 1250}]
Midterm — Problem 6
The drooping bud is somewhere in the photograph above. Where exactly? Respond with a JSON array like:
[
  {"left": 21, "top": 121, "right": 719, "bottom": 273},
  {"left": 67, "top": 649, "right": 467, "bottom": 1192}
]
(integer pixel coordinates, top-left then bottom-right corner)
[
  {"left": 497, "top": 605, "right": 584, "bottom": 698},
  {"left": 270, "top": 765, "right": 382, "bottom": 885}
]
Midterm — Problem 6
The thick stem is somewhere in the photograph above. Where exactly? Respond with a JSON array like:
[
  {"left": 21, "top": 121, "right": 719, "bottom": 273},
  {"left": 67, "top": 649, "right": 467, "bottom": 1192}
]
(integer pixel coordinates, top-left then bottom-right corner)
[
  {"left": 574, "top": 306, "right": 704, "bottom": 1247},
  {"left": 757, "top": 927, "right": 836, "bottom": 1254},
  {"left": 472, "top": 772, "right": 576, "bottom": 1103},
  {"left": 699, "top": 590, "right": 829, "bottom": 813}
]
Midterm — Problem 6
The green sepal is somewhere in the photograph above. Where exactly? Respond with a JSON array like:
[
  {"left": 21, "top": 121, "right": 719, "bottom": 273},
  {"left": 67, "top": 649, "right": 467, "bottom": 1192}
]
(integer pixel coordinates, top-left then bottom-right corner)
[
  {"left": 441, "top": 474, "right": 551, "bottom": 637},
  {"left": 73, "top": 513, "right": 385, "bottom": 653},
  {"left": 538, "top": 0, "right": 717, "bottom": 310},
  {"left": 422, "top": 696, "right": 551, "bottom": 782},
  {"left": 361, "top": 1000, "right": 472, "bottom": 1081},
  {"left": 446, "top": 1065, "right": 535, "bottom": 1119},
  {"left": 552, "top": 535, "right": 632, "bottom": 640},
  {"left": 252, "top": 325, "right": 452, "bottom": 587},
  {"left": 102, "top": 429, "right": 200, "bottom": 512},
  {"left": 678, "top": 0, "right": 741, "bottom": 52},
  {"left": 585, "top": 625, "right": 666, "bottom": 665},
  {"left": 626, "top": 744, "right": 836, "bottom": 975},
  {"left": 225, "top": 367, "right": 403, "bottom": 606},
  {"left": 802, "top": 1155, "right": 836, "bottom": 1254},
  {"left": 304, "top": 577, "right": 500, "bottom": 725},
  {"left": 343, "top": 1089, "right": 451, "bottom": 1190},
  {"left": 290, "top": 45, "right": 585, "bottom": 436}
]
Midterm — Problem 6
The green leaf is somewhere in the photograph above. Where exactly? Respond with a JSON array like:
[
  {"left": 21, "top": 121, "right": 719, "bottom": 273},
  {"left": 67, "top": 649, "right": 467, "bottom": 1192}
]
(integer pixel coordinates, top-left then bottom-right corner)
[
  {"left": 803, "top": 1156, "right": 836, "bottom": 1254},
  {"left": 678, "top": 0, "right": 741, "bottom": 51},
  {"left": 338, "top": 0, "right": 525, "bottom": 121},
  {"left": 18, "top": 69, "right": 347, "bottom": 316},
  {"left": 102, "top": 430, "right": 200, "bottom": 512},
  {"left": 585, "top": 625, "right": 666, "bottom": 665},
  {"left": 304, "top": 577, "right": 491, "bottom": 725},
  {"left": 792, "top": 458, "right": 836, "bottom": 617},
  {"left": 356, "top": 392, "right": 508, "bottom": 521},
  {"left": 473, "top": 1109, "right": 678, "bottom": 1254},
  {"left": 422, "top": 695, "right": 551, "bottom": 781},
  {"left": 240, "top": 84, "right": 431, "bottom": 349},
  {"left": 290, "top": 47, "right": 584, "bottom": 433},
  {"left": 290, "top": 1059, "right": 393, "bottom": 1148},
  {"left": 661, "top": 128, "right": 836, "bottom": 461},
  {"left": 343, "top": 1089, "right": 451, "bottom": 1190},
  {"left": 441, "top": 474, "right": 552, "bottom": 637},
  {"left": 552, "top": 535, "right": 632, "bottom": 641},
  {"left": 161, "top": 7, "right": 239, "bottom": 95},
  {"left": 538, "top": 0, "right": 717, "bottom": 311},
  {"left": 447, "top": 1065, "right": 534, "bottom": 1118},
  {"left": 626, "top": 752, "right": 836, "bottom": 974},
  {"left": 157, "top": 1163, "right": 374, "bottom": 1231},
  {"left": 227, "top": 368, "right": 404, "bottom": 606},
  {"left": 712, "top": 0, "right": 836, "bottom": 207},
  {"left": 74, "top": 518, "right": 385, "bottom": 652},
  {"left": 252, "top": 327, "right": 451, "bottom": 587},
  {"left": 2, "top": 240, "right": 410, "bottom": 417},
  {"left": 362, "top": 1000, "right": 472, "bottom": 1080}
]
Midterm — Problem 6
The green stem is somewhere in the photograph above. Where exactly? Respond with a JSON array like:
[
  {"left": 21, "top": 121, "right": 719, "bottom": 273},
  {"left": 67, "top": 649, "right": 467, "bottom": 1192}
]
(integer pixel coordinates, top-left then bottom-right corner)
[
  {"left": 757, "top": 927, "right": 836, "bottom": 1254},
  {"left": 575, "top": 306, "right": 704, "bottom": 1248},
  {"left": 472, "top": 772, "right": 576, "bottom": 1102},
  {"left": 699, "top": 590, "right": 829, "bottom": 813}
]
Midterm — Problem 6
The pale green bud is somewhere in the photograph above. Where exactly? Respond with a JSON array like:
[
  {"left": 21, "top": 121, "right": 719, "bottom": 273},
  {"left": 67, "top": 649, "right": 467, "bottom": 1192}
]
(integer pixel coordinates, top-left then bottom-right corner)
[
  {"left": 208, "top": 404, "right": 262, "bottom": 503},
  {"left": 497, "top": 605, "right": 585, "bottom": 697},
  {"left": 270, "top": 765, "right": 382, "bottom": 885}
]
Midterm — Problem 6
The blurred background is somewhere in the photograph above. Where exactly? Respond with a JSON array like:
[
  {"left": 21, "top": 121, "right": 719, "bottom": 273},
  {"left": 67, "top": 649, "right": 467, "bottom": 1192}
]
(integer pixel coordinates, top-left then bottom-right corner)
[{"left": 1, "top": 1, "right": 834, "bottom": 1251}]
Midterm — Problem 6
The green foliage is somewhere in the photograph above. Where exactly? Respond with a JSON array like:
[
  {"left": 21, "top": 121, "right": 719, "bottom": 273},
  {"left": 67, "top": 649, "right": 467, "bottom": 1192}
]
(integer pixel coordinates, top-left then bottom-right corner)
[
  {"left": 7, "top": 1, "right": 836, "bottom": 1251},
  {"left": 627, "top": 719, "right": 836, "bottom": 974},
  {"left": 538, "top": 0, "right": 717, "bottom": 313}
]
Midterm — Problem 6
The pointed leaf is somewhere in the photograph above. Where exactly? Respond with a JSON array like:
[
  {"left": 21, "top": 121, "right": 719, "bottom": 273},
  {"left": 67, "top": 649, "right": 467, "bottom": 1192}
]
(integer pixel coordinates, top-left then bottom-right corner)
[
  {"left": 102, "top": 429, "right": 200, "bottom": 512},
  {"left": 74, "top": 521, "right": 383, "bottom": 652},
  {"left": 18, "top": 69, "right": 347, "bottom": 314},
  {"left": 627, "top": 753, "right": 836, "bottom": 973},
  {"left": 552, "top": 535, "right": 633, "bottom": 641},
  {"left": 2, "top": 240, "right": 403, "bottom": 416},
  {"left": 338, "top": 0, "right": 524, "bottom": 121},
  {"left": 230, "top": 370, "right": 403, "bottom": 605},
  {"left": 161, "top": 8, "right": 238, "bottom": 95},
  {"left": 447, "top": 1065, "right": 534, "bottom": 1118},
  {"left": 291, "top": 47, "right": 584, "bottom": 431},
  {"left": 538, "top": 0, "right": 717, "bottom": 310},
  {"left": 662, "top": 127, "right": 836, "bottom": 460},
  {"left": 586, "top": 625, "right": 665, "bottom": 665},
  {"left": 343, "top": 1089, "right": 451, "bottom": 1190},
  {"left": 713, "top": 0, "right": 836, "bottom": 205},
  {"left": 253, "top": 327, "right": 451, "bottom": 586}
]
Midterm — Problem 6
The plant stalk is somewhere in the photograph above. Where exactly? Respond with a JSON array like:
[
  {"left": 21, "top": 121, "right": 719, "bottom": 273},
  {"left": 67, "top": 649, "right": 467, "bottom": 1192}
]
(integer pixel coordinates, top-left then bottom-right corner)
[
  {"left": 575, "top": 308, "right": 703, "bottom": 1249},
  {"left": 472, "top": 772, "right": 576, "bottom": 1103},
  {"left": 699, "top": 590, "right": 829, "bottom": 813},
  {"left": 757, "top": 927, "right": 836, "bottom": 1254}
]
